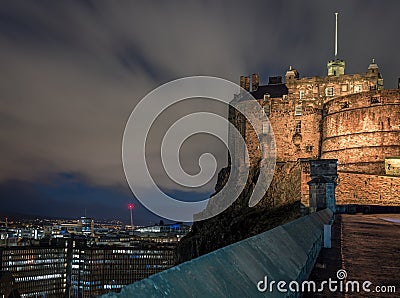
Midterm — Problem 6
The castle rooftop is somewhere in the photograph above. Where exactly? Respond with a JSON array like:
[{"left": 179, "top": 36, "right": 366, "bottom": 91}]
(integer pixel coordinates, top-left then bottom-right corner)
[{"left": 250, "top": 83, "right": 288, "bottom": 99}]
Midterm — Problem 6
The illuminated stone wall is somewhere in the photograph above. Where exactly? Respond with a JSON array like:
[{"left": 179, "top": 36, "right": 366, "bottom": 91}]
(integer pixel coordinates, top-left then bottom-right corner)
[
  {"left": 230, "top": 66, "right": 400, "bottom": 207},
  {"left": 336, "top": 172, "right": 400, "bottom": 206},
  {"left": 321, "top": 90, "right": 400, "bottom": 175}
]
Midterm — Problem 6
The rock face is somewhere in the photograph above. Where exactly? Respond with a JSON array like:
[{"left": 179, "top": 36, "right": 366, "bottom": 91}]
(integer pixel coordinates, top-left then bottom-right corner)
[{"left": 176, "top": 161, "right": 302, "bottom": 263}]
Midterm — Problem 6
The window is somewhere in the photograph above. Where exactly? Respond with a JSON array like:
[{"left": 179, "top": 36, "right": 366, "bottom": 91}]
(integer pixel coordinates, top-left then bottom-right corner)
[
  {"left": 299, "top": 90, "right": 305, "bottom": 99},
  {"left": 354, "top": 85, "right": 362, "bottom": 93},
  {"left": 263, "top": 94, "right": 270, "bottom": 101},
  {"left": 294, "top": 105, "right": 302, "bottom": 116},
  {"left": 305, "top": 145, "right": 313, "bottom": 152},
  {"left": 341, "top": 102, "right": 349, "bottom": 109},
  {"left": 326, "top": 87, "right": 334, "bottom": 97},
  {"left": 262, "top": 122, "right": 269, "bottom": 134},
  {"left": 370, "top": 96, "right": 380, "bottom": 104},
  {"left": 282, "top": 94, "right": 288, "bottom": 100},
  {"left": 341, "top": 84, "right": 348, "bottom": 92},
  {"left": 263, "top": 105, "right": 270, "bottom": 117},
  {"left": 295, "top": 121, "right": 301, "bottom": 133}
]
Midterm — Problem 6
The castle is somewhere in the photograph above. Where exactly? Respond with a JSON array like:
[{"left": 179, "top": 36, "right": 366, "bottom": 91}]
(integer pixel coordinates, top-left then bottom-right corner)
[
  {"left": 177, "top": 14, "right": 400, "bottom": 264},
  {"left": 229, "top": 57, "right": 400, "bottom": 208}
]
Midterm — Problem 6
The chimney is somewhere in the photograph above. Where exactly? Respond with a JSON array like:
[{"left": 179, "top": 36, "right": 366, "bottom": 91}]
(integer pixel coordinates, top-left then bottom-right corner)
[
  {"left": 251, "top": 73, "right": 259, "bottom": 91},
  {"left": 240, "top": 76, "right": 245, "bottom": 89},
  {"left": 244, "top": 76, "right": 250, "bottom": 91}
]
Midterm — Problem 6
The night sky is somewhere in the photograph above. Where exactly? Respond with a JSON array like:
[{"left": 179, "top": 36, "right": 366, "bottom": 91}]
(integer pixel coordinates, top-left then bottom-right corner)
[{"left": 0, "top": 1, "right": 399, "bottom": 224}]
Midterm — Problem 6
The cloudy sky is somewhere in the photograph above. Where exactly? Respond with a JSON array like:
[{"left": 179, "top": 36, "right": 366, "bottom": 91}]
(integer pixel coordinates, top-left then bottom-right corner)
[{"left": 0, "top": 0, "right": 399, "bottom": 224}]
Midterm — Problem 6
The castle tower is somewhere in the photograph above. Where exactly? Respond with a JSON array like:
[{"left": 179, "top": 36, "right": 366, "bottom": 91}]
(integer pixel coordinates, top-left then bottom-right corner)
[
  {"left": 285, "top": 65, "right": 299, "bottom": 85},
  {"left": 327, "top": 59, "right": 345, "bottom": 76},
  {"left": 367, "top": 58, "right": 379, "bottom": 74},
  {"left": 327, "top": 13, "right": 345, "bottom": 76},
  {"left": 366, "top": 58, "right": 384, "bottom": 89}
]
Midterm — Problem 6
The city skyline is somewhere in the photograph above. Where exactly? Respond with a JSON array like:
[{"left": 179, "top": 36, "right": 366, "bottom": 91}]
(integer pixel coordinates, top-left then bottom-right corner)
[{"left": 1, "top": 1, "right": 399, "bottom": 224}]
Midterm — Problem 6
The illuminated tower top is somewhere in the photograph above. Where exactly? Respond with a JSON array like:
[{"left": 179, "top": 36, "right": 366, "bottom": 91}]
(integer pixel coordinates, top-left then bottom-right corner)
[{"left": 327, "top": 12, "right": 345, "bottom": 76}]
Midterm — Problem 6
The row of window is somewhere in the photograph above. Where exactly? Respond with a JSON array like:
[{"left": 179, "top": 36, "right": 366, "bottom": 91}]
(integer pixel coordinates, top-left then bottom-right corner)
[
  {"left": 1, "top": 248, "right": 175, "bottom": 297},
  {"left": 3, "top": 258, "right": 65, "bottom": 266},
  {"left": 15, "top": 273, "right": 63, "bottom": 282},
  {"left": 261, "top": 84, "right": 372, "bottom": 104},
  {"left": 262, "top": 120, "right": 303, "bottom": 135},
  {"left": 264, "top": 94, "right": 289, "bottom": 101},
  {"left": 298, "top": 85, "right": 363, "bottom": 99},
  {"left": 263, "top": 94, "right": 381, "bottom": 118},
  {"left": 4, "top": 248, "right": 66, "bottom": 253},
  {"left": 21, "top": 289, "right": 64, "bottom": 297}
]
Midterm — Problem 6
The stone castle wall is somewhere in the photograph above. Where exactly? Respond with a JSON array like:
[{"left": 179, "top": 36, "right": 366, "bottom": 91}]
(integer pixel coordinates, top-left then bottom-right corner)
[
  {"left": 336, "top": 172, "right": 400, "bottom": 205},
  {"left": 300, "top": 160, "right": 312, "bottom": 207},
  {"left": 236, "top": 69, "right": 385, "bottom": 166},
  {"left": 286, "top": 72, "right": 381, "bottom": 102},
  {"left": 244, "top": 117, "right": 262, "bottom": 166},
  {"left": 322, "top": 90, "right": 400, "bottom": 174},
  {"left": 269, "top": 100, "right": 321, "bottom": 162},
  {"left": 230, "top": 69, "right": 400, "bottom": 207},
  {"left": 233, "top": 98, "right": 322, "bottom": 166}
]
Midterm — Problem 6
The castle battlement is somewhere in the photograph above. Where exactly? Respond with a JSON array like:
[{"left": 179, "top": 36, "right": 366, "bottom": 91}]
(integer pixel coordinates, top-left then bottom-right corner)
[{"left": 230, "top": 62, "right": 400, "bottom": 208}]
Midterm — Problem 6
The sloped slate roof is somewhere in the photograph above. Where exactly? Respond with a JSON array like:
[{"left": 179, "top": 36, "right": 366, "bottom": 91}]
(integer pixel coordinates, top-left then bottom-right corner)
[{"left": 250, "top": 83, "right": 288, "bottom": 99}]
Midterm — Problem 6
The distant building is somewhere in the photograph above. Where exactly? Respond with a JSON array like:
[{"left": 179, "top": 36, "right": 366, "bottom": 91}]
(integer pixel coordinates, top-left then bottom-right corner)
[
  {"left": 133, "top": 223, "right": 191, "bottom": 242},
  {"left": 77, "top": 217, "right": 94, "bottom": 237},
  {"left": 0, "top": 222, "right": 189, "bottom": 297},
  {"left": 0, "top": 244, "right": 68, "bottom": 297},
  {"left": 70, "top": 242, "right": 175, "bottom": 296}
]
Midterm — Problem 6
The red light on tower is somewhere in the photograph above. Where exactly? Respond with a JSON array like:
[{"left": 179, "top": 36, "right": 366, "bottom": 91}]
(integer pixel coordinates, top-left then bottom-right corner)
[{"left": 128, "top": 203, "right": 134, "bottom": 229}]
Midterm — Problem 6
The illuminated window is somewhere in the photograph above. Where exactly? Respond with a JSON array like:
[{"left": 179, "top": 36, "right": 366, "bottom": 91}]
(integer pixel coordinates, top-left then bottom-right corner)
[
  {"left": 370, "top": 96, "right": 380, "bottom": 104},
  {"left": 305, "top": 145, "right": 313, "bottom": 152},
  {"left": 341, "top": 84, "right": 348, "bottom": 92},
  {"left": 295, "top": 121, "right": 301, "bottom": 133},
  {"left": 299, "top": 90, "right": 305, "bottom": 99},
  {"left": 263, "top": 105, "right": 270, "bottom": 117},
  {"left": 295, "top": 105, "right": 302, "bottom": 116},
  {"left": 326, "top": 87, "right": 334, "bottom": 97},
  {"left": 354, "top": 85, "right": 362, "bottom": 93},
  {"left": 262, "top": 122, "right": 269, "bottom": 134}
]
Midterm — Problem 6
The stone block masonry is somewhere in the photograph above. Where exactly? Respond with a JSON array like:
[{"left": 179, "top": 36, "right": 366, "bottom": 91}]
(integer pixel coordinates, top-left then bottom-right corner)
[
  {"left": 322, "top": 90, "right": 400, "bottom": 175},
  {"left": 336, "top": 172, "right": 400, "bottom": 206},
  {"left": 229, "top": 62, "right": 400, "bottom": 207}
]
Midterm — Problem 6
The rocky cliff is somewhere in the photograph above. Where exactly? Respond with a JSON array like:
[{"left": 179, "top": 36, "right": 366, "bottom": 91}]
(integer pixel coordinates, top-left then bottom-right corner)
[{"left": 176, "top": 160, "right": 302, "bottom": 263}]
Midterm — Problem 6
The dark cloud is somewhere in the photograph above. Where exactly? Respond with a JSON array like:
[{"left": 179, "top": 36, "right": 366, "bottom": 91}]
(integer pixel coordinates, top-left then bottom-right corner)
[
  {"left": 0, "top": 0, "right": 399, "bottom": 220},
  {"left": 0, "top": 176, "right": 169, "bottom": 225}
]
